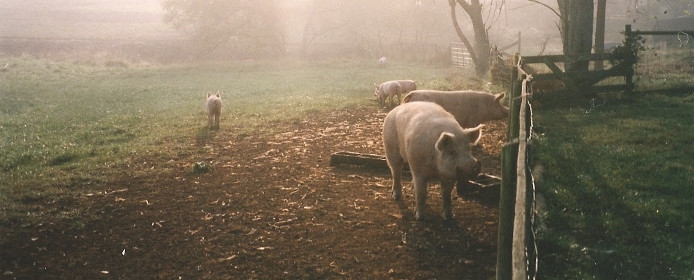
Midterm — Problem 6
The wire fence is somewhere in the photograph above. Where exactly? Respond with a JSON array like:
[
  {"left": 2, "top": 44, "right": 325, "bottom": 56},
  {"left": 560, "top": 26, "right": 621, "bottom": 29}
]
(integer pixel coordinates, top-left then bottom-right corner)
[{"left": 636, "top": 36, "right": 694, "bottom": 91}]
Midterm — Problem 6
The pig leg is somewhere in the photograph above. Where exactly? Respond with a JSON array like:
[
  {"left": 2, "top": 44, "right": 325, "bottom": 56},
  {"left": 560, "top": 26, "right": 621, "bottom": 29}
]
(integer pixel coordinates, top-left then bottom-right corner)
[
  {"left": 388, "top": 157, "right": 404, "bottom": 201},
  {"left": 208, "top": 114, "right": 213, "bottom": 128},
  {"left": 383, "top": 120, "right": 403, "bottom": 200},
  {"left": 413, "top": 175, "right": 428, "bottom": 221},
  {"left": 441, "top": 180, "right": 455, "bottom": 220},
  {"left": 214, "top": 114, "right": 220, "bottom": 128}
]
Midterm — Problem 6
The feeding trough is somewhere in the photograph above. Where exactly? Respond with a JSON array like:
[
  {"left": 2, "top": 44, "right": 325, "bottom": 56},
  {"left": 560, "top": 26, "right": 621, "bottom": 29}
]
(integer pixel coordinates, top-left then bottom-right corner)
[{"left": 329, "top": 151, "right": 500, "bottom": 188}]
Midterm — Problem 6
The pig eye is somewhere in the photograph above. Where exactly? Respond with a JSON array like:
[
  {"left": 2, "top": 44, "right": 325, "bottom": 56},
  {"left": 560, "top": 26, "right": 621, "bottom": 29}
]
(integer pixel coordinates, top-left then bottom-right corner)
[{"left": 448, "top": 150, "right": 458, "bottom": 157}]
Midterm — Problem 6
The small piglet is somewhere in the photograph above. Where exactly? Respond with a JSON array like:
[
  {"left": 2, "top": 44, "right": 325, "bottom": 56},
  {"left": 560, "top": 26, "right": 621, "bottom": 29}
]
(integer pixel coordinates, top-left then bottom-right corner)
[
  {"left": 374, "top": 81, "right": 402, "bottom": 107},
  {"left": 205, "top": 91, "right": 222, "bottom": 129},
  {"left": 383, "top": 101, "right": 482, "bottom": 220},
  {"left": 403, "top": 90, "right": 508, "bottom": 128}
]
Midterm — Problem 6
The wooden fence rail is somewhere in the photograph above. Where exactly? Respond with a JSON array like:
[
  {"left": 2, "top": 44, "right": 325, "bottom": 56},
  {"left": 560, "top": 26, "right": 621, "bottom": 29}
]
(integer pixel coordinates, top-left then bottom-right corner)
[{"left": 519, "top": 51, "right": 633, "bottom": 96}]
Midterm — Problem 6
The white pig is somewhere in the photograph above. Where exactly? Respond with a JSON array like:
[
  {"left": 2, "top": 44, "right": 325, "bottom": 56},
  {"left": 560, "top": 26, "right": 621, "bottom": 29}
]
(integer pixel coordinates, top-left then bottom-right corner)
[
  {"left": 374, "top": 81, "right": 403, "bottom": 107},
  {"left": 205, "top": 91, "right": 222, "bottom": 129},
  {"left": 378, "top": 56, "right": 387, "bottom": 67},
  {"left": 383, "top": 101, "right": 482, "bottom": 220}
]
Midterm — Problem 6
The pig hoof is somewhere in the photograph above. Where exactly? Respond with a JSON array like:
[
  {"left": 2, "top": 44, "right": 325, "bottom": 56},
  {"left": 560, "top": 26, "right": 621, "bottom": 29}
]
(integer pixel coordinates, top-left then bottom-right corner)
[{"left": 392, "top": 192, "right": 402, "bottom": 201}]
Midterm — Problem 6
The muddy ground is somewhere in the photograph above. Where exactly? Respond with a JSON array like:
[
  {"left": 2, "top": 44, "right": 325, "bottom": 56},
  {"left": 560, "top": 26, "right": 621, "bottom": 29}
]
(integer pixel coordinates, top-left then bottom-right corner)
[{"left": 1, "top": 106, "right": 506, "bottom": 279}]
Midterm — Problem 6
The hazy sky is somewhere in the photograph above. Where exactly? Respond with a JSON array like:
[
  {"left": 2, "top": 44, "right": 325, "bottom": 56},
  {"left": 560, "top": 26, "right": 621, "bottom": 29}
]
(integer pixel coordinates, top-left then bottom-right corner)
[{"left": 0, "top": 0, "right": 685, "bottom": 55}]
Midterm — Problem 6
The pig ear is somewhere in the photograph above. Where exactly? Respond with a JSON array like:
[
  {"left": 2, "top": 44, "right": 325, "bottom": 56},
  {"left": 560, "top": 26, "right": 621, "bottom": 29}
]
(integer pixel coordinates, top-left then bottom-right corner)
[
  {"left": 463, "top": 124, "right": 485, "bottom": 145},
  {"left": 495, "top": 92, "right": 505, "bottom": 103},
  {"left": 207, "top": 92, "right": 211, "bottom": 98},
  {"left": 216, "top": 91, "right": 220, "bottom": 98},
  {"left": 435, "top": 132, "right": 455, "bottom": 152}
]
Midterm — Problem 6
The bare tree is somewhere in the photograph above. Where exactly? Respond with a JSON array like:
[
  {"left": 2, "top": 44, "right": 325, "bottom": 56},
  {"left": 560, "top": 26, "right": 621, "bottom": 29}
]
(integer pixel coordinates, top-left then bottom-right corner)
[
  {"left": 448, "top": 0, "right": 492, "bottom": 77},
  {"left": 162, "top": 0, "right": 285, "bottom": 58},
  {"left": 557, "top": 0, "right": 594, "bottom": 72},
  {"left": 299, "top": 0, "right": 352, "bottom": 56}
]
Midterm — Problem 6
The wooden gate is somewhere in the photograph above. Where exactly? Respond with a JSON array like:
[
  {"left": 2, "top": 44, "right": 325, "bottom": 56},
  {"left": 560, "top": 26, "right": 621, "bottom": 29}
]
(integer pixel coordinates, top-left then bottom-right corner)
[
  {"left": 450, "top": 42, "right": 472, "bottom": 68},
  {"left": 520, "top": 25, "right": 694, "bottom": 97}
]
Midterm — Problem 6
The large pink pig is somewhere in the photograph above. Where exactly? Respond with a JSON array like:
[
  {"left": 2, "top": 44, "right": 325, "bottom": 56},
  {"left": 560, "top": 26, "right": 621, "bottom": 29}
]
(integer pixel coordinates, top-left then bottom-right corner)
[{"left": 383, "top": 101, "right": 482, "bottom": 220}]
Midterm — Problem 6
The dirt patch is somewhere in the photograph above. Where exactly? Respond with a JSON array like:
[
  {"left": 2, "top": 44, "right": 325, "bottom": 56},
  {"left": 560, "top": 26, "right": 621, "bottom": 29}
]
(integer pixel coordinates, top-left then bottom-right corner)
[{"left": 1, "top": 106, "right": 505, "bottom": 279}]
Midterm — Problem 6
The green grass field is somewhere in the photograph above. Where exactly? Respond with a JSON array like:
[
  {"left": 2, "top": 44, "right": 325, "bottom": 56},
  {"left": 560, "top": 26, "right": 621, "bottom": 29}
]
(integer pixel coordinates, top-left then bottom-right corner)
[{"left": 534, "top": 91, "right": 694, "bottom": 279}]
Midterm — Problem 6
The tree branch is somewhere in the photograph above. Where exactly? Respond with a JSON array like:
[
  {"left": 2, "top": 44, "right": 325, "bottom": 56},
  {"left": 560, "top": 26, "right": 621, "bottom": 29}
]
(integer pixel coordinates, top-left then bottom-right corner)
[{"left": 527, "top": 0, "right": 561, "bottom": 19}]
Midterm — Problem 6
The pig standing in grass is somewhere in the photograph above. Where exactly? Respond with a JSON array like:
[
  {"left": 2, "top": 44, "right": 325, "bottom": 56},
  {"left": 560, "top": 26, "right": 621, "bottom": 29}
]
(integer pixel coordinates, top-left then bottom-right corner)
[
  {"left": 378, "top": 56, "right": 387, "bottom": 67},
  {"left": 403, "top": 90, "right": 508, "bottom": 140},
  {"left": 383, "top": 101, "right": 482, "bottom": 220},
  {"left": 395, "top": 80, "right": 417, "bottom": 94},
  {"left": 374, "top": 81, "right": 403, "bottom": 107},
  {"left": 205, "top": 91, "right": 222, "bottom": 129}
]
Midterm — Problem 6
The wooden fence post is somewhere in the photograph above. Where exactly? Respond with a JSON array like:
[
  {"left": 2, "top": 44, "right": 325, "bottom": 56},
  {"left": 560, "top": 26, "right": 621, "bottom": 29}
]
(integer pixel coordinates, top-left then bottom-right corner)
[
  {"left": 512, "top": 75, "right": 531, "bottom": 280},
  {"left": 497, "top": 54, "right": 522, "bottom": 280},
  {"left": 624, "top": 24, "right": 635, "bottom": 93}
]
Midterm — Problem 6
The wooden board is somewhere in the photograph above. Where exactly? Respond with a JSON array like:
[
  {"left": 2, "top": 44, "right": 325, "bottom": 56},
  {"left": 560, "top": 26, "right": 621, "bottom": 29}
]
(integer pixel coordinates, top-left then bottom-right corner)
[{"left": 330, "top": 151, "right": 500, "bottom": 187}]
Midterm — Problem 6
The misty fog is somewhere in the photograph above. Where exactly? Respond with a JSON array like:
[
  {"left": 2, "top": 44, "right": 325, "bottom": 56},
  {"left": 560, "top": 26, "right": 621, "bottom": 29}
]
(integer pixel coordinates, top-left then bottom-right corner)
[
  {"left": 0, "top": 0, "right": 694, "bottom": 63},
  {"left": 0, "top": 0, "right": 689, "bottom": 61}
]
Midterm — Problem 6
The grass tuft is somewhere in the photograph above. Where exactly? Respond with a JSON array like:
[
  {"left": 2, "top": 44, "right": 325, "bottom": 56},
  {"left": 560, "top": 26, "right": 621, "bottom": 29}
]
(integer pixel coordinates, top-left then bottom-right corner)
[{"left": 48, "top": 152, "right": 80, "bottom": 166}]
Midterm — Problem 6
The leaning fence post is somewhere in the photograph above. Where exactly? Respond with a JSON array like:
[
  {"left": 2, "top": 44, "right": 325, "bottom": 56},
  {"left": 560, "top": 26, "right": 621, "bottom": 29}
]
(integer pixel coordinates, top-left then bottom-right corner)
[
  {"left": 512, "top": 74, "right": 531, "bottom": 280},
  {"left": 497, "top": 54, "right": 522, "bottom": 280}
]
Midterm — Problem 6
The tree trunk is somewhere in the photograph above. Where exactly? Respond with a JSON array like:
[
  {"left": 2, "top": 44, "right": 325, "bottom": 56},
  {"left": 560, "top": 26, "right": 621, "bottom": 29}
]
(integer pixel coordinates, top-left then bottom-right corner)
[
  {"left": 594, "top": 0, "right": 606, "bottom": 70},
  {"left": 463, "top": 0, "right": 490, "bottom": 77},
  {"left": 558, "top": 0, "right": 594, "bottom": 72},
  {"left": 448, "top": 0, "right": 491, "bottom": 78}
]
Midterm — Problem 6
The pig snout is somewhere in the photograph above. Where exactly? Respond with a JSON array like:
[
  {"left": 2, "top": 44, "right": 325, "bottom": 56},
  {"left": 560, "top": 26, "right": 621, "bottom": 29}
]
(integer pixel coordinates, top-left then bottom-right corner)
[
  {"left": 455, "top": 159, "right": 480, "bottom": 196},
  {"left": 457, "top": 158, "right": 481, "bottom": 181}
]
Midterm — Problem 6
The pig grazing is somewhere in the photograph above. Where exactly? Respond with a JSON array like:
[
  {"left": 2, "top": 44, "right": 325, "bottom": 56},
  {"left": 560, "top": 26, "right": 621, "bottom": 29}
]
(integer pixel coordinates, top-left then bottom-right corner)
[
  {"left": 403, "top": 90, "right": 508, "bottom": 128},
  {"left": 374, "top": 81, "right": 403, "bottom": 107},
  {"left": 205, "top": 91, "right": 222, "bottom": 129},
  {"left": 383, "top": 101, "right": 482, "bottom": 220},
  {"left": 395, "top": 80, "right": 417, "bottom": 94}
]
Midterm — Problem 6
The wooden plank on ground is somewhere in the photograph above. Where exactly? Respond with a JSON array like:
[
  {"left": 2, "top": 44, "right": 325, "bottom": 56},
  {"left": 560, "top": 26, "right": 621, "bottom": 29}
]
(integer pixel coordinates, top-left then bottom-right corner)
[
  {"left": 329, "top": 151, "right": 390, "bottom": 171},
  {"left": 329, "top": 151, "right": 500, "bottom": 187}
]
